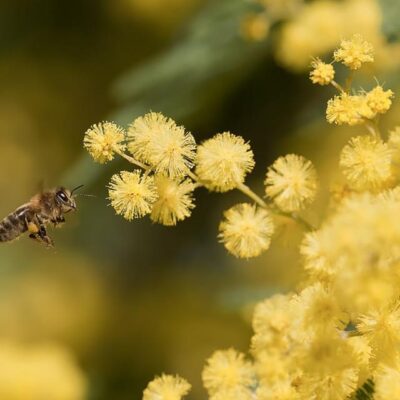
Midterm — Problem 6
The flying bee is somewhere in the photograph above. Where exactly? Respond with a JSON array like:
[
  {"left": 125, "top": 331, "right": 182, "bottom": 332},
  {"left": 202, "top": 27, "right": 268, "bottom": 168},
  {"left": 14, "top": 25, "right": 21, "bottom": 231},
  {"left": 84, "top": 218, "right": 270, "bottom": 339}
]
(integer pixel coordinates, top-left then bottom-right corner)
[{"left": 0, "top": 185, "right": 83, "bottom": 247}]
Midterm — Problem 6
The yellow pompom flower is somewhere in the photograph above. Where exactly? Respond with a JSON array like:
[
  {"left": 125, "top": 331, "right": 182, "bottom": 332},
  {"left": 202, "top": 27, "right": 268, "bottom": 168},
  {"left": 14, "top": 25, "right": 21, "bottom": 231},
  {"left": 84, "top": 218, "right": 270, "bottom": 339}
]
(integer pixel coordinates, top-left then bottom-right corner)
[
  {"left": 309, "top": 58, "right": 335, "bottom": 85},
  {"left": 293, "top": 283, "right": 347, "bottom": 331},
  {"left": 202, "top": 349, "right": 255, "bottom": 396},
  {"left": 357, "top": 305, "right": 400, "bottom": 364},
  {"left": 251, "top": 294, "right": 293, "bottom": 353},
  {"left": 108, "top": 170, "right": 158, "bottom": 220},
  {"left": 365, "top": 85, "right": 394, "bottom": 115},
  {"left": 256, "top": 380, "right": 298, "bottom": 400},
  {"left": 326, "top": 94, "right": 368, "bottom": 126},
  {"left": 375, "top": 365, "right": 400, "bottom": 400},
  {"left": 195, "top": 132, "right": 255, "bottom": 192},
  {"left": 208, "top": 387, "right": 253, "bottom": 400},
  {"left": 128, "top": 112, "right": 196, "bottom": 178},
  {"left": 150, "top": 176, "right": 195, "bottom": 226},
  {"left": 265, "top": 154, "right": 318, "bottom": 213},
  {"left": 339, "top": 135, "right": 393, "bottom": 191},
  {"left": 334, "top": 34, "right": 374, "bottom": 70},
  {"left": 388, "top": 127, "right": 400, "bottom": 176},
  {"left": 83, "top": 122, "right": 126, "bottom": 164},
  {"left": 143, "top": 374, "right": 191, "bottom": 400},
  {"left": 300, "top": 231, "right": 335, "bottom": 281},
  {"left": 218, "top": 203, "right": 274, "bottom": 258}
]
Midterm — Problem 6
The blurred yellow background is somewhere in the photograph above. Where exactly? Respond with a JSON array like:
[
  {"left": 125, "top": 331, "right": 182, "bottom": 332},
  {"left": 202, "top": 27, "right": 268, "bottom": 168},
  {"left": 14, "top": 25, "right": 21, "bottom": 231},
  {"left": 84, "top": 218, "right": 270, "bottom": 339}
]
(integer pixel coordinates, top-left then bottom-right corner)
[{"left": 0, "top": 0, "right": 399, "bottom": 398}]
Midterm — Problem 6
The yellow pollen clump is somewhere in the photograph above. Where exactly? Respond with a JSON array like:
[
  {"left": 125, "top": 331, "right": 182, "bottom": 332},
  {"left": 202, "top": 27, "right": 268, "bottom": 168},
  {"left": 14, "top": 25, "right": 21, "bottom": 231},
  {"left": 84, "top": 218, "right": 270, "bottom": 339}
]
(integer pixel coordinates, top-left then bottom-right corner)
[
  {"left": 310, "top": 58, "right": 335, "bottom": 85},
  {"left": 196, "top": 132, "right": 255, "bottom": 192},
  {"left": 108, "top": 170, "right": 158, "bottom": 220},
  {"left": 339, "top": 135, "right": 393, "bottom": 191},
  {"left": 334, "top": 34, "right": 374, "bottom": 70},
  {"left": 143, "top": 374, "right": 191, "bottom": 400},
  {"left": 218, "top": 203, "right": 274, "bottom": 259},
  {"left": 83, "top": 122, "right": 126, "bottom": 164},
  {"left": 265, "top": 154, "right": 318, "bottom": 212}
]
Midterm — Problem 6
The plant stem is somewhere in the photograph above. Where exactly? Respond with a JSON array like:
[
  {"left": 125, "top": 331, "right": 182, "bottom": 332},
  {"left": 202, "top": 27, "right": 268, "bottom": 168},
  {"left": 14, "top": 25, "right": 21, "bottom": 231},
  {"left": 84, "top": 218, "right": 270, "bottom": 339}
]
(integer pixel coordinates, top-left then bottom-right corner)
[
  {"left": 237, "top": 183, "right": 315, "bottom": 231},
  {"left": 331, "top": 80, "right": 345, "bottom": 93},
  {"left": 116, "top": 150, "right": 150, "bottom": 170}
]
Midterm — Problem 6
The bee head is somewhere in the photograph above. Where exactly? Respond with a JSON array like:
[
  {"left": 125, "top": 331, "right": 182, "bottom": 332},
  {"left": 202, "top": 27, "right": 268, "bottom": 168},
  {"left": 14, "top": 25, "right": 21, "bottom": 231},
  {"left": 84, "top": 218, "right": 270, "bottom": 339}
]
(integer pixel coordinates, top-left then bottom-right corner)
[{"left": 55, "top": 187, "right": 78, "bottom": 212}]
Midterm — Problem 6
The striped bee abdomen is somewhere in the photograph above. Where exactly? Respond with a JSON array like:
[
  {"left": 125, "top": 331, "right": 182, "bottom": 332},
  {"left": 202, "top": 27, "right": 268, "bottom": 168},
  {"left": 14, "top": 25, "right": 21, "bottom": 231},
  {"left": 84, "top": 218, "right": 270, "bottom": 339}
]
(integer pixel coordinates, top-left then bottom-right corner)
[{"left": 0, "top": 207, "right": 29, "bottom": 243}]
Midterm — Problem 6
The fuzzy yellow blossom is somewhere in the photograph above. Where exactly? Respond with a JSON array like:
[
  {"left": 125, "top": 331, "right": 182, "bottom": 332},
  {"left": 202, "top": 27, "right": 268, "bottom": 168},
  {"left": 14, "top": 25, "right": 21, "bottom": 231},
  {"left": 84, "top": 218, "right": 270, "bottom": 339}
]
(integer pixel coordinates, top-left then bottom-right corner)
[
  {"left": 251, "top": 294, "right": 293, "bottom": 354},
  {"left": 339, "top": 135, "right": 393, "bottom": 191},
  {"left": 202, "top": 349, "right": 255, "bottom": 396},
  {"left": 108, "top": 170, "right": 158, "bottom": 220},
  {"left": 196, "top": 133, "right": 255, "bottom": 192},
  {"left": 241, "top": 13, "right": 270, "bottom": 42},
  {"left": 128, "top": 112, "right": 196, "bottom": 178},
  {"left": 334, "top": 34, "right": 374, "bottom": 70},
  {"left": 0, "top": 342, "right": 87, "bottom": 400},
  {"left": 365, "top": 85, "right": 394, "bottom": 115},
  {"left": 208, "top": 387, "right": 253, "bottom": 400},
  {"left": 309, "top": 58, "right": 335, "bottom": 85},
  {"left": 375, "top": 365, "right": 400, "bottom": 400},
  {"left": 265, "top": 154, "right": 318, "bottom": 213},
  {"left": 218, "top": 203, "right": 274, "bottom": 259},
  {"left": 143, "top": 374, "right": 191, "bottom": 400},
  {"left": 83, "top": 122, "right": 126, "bottom": 163},
  {"left": 293, "top": 283, "right": 347, "bottom": 331},
  {"left": 357, "top": 305, "right": 400, "bottom": 364},
  {"left": 388, "top": 127, "right": 400, "bottom": 176},
  {"left": 254, "top": 350, "right": 291, "bottom": 384},
  {"left": 326, "top": 94, "right": 367, "bottom": 125},
  {"left": 256, "top": 380, "right": 298, "bottom": 400},
  {"left": 151, "top": 177, "right": 195, "bottom": 226},
  {"left": 299, "top": 368, "right": 359, "bottom": 400},
  {"left": 300, "top": 231, "right": 335, "bottom": 281}
]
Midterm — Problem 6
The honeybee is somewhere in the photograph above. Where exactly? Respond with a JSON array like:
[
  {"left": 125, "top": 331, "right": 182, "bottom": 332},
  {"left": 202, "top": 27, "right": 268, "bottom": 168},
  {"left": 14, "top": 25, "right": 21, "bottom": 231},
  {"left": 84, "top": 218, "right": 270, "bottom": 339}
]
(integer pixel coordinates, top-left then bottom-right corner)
[{"left": 0, "top": 185, "right": 83, "bottom": 247}]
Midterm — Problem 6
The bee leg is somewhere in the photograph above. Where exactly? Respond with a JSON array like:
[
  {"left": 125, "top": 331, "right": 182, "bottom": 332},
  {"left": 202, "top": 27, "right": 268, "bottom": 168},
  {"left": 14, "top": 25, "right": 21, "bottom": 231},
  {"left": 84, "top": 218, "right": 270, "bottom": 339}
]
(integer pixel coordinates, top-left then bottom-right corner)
[
  {"left": 37, "top": 225, "right": 54, "bottom": 247},
  {"left": 27, "top": 221, "right": 53, "bottom": 247},
  {"left": 52, "top": 216, "right": 65, "bottom": 227}
]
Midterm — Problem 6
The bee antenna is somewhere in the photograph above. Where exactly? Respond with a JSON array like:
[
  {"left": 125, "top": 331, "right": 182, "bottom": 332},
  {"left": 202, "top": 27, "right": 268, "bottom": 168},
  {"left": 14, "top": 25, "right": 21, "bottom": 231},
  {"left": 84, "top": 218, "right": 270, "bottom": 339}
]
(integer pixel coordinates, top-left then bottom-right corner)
[
  {"left": 71, "top": 184, "right": 85, "bottom": 195},
  {"left": 76, "top": 194, "right": 97, "bottom": 198}
]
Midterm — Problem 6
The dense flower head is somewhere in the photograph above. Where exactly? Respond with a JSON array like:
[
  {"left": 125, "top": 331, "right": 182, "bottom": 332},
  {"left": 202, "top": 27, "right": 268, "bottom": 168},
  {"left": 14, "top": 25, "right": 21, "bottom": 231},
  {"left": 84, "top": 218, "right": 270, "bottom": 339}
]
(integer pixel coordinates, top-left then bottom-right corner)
[
  {"left": 256, "top": 379, "right": 298, "bottom": 400},
  {"left": 265, "top": 154, "right": 318, "bottom": 212},
  {"left": 375, "top": 365, "right": 400, "bottom": 400},
  {"left": 143, "top": 374, "right": 191, "bottom": 400},
  {"left": 357, "top": 304, "right": 400, "bottom": 365},
  {"left": 108, "top": 170, "right": 158, "bottom": 220},
  {"left": 150, "top": 176, "right": 195, "bottom": 226},
  {"left": 300, "top": 231, "right": 335, "bottom": 281},
  {"left": 202, "top": 349, "right": 255, "bottom": 396},
  {"left": 128, "top": 112, "right": 196, "bottom": 178},
  {"left": 218, "top": 203, "right": 274, "bottom": 259},
  {"left": 326, "top": 94, "right": 367, "bottom": 126},
  {"left": 309, "top": 58, "right": 335, "bottom": 85},
  {"left": 365, "top": 85, "right": 394, "bottom": 115},
  {"left": 251, "top": 294, "right": 293, "bottom": 354},
  {"left": 334, "top": 34, "right": 374, "bottom": 70},
  {"left": 195, "top": 132, "right": 255, "bottom": 192},
  {"left": 388, "top": 127, "right": 400, "bottom": 176},
  {"left": 339, "top": 135, "right": 393, "bottom": 191},
  {"left": 83, "top": 122, "right": 126, "bottom": 164},
  {"left": 293, "top": 283, "right": 347, "bottom": 332}
]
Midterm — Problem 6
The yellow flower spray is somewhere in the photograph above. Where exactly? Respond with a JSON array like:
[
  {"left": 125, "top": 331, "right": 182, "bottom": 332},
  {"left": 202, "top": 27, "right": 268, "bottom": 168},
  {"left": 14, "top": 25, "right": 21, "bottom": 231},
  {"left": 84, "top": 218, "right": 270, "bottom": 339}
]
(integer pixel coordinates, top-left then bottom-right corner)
[{"left": 84, "top": 34, "right": 400, "bottom": 399}]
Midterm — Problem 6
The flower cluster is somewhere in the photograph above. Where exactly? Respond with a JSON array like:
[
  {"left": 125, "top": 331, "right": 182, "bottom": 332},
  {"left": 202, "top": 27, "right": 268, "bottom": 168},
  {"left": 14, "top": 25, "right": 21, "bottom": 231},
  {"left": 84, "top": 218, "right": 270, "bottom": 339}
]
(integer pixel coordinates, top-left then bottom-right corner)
[
  {"left": 84, "top": 113, "right": 318, "bottom": 258},
  {"left": 131, "top": 35, "right": 400, "bottom": 400}
]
